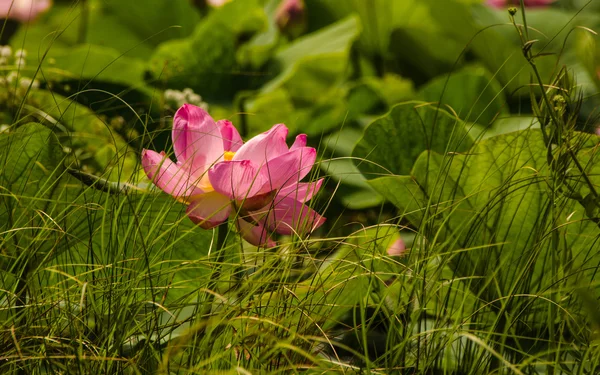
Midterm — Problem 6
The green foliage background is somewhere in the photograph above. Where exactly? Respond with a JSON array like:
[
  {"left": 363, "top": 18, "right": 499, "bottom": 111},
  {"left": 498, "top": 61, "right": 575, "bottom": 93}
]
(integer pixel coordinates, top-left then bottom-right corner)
[{"left": 1, "top": 0, "right": 600, "bottom": 373}]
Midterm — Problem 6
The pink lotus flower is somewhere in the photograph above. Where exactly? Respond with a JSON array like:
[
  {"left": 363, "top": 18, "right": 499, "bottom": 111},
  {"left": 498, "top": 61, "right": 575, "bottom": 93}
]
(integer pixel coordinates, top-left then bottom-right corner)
[
  {"left": 206, "top": 0, "right": 231, "bottom": 7},
  {"left": 276, "top": 0, "right": 305, "bottom": 32},
  {"left": 486, "top": 0, "right": 554, "bottom": 8},
  {"left": 386, "top": 238, "right": 406, "bottom": 257},
  {"left": 142, "top": 104, "right": 325, "bottom": 247},
  {"left": 0, "top": 0, "right": 51, "bottom": 22}
]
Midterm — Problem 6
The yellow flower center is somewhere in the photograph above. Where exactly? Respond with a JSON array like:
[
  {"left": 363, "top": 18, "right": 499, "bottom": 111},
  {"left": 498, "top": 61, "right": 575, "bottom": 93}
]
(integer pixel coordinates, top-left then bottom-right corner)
[{"left": 224, "top": 151, "right": 235, "bottom": 161}]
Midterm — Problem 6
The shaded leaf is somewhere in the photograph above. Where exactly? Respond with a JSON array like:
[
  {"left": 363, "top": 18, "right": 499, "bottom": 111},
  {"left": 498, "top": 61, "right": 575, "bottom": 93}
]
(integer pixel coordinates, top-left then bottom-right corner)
[
  {"left": 418, "top": 65, "right": 507, "bottom": 126},
  {"left": 147, "top": 0, "right": 267, "bottom": 99},
  {"left": 373, "top": 129, "right": 600, "bottom": 309},
  {"left": 352, "top": 102, "right": 474, "bottom": 178}
]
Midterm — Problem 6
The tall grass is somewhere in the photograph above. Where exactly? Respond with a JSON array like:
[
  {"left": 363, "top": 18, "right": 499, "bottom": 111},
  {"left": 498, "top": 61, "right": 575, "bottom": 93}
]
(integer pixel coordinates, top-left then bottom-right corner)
[{"left": 1, "top": 2, "right": 600, "bottom": 374}]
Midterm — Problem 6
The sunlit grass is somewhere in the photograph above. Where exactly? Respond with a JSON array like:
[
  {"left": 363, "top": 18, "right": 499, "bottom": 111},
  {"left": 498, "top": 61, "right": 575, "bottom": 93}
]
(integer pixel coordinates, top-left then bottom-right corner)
[{"left": 1, "top": 1, "right": 600, "bottom": 374}]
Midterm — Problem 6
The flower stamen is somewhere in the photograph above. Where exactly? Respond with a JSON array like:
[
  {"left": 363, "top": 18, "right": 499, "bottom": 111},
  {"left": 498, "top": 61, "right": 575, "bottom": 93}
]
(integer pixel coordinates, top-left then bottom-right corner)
[{"left": 224, "top": 151, "right": 235, "bottom": 161}]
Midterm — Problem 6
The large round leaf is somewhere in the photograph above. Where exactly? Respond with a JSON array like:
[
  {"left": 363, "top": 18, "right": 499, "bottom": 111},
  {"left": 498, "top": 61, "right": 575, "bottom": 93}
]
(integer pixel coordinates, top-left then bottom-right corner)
[{"left": 352, "top": 102, "right": 474, "bottom": 178}]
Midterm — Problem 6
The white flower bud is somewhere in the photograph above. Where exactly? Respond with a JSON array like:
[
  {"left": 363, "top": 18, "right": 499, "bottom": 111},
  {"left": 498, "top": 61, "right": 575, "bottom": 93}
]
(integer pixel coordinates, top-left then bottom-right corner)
[
  {"left": 188, "top": 93, "right": 201, "bottom": 103},
  {"left": 164, "top": 89, "right": 177, "bottom": 101},
  {"left": 0, "top": 46, "right": 11, "bottom": 58},
  {"left": 15, "top": 58, "right": 26, "bottom": 67},
  {"left": 19, "top": 77, "right": 32, "bottom": 88},
  {"left": 6, "top": 71, "right": 18, "bottom": 83},
  {"left": 14, "top": 49, "right": 27, "bottom": 59}
]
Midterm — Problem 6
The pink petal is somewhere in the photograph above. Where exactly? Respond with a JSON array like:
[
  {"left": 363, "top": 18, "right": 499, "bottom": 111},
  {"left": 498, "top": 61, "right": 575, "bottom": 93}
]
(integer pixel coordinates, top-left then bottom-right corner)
[
  {"left": 263, "top": 197, "right": 325, "bottom": 236},
  {"left": 258, "top": 147, "right": 317, "bottom": 192},
  {"left": 0, "top": 0, "right": 51, "bottom": 21},
  {"left": 186, "top": 191, "right": 232, "bottom": 229},
  {"left": 207, "top": 0, "right": 230, "bottom": 7},
  {"left": 524, "top": 0, "right": 554, "bottom": 5},
  {"left": 217, "top": 119, "right": 243, "bottom": 152},
  {"left": 172, "top": 104, "right": 224, "bottom": 176},
  {"left": 276, "top": 0, "right": 304, "bottom": 29},
  {"left": 236, "top": 218, "right": 276, "bottom": 247},
  {"left": 233, "top": 123, "right": 289, "bottom": 165},
  {"left": 386, "top": 238, "right": 407, "bottom": 257},
  {"left": 485, "top": 0, "right": 506, "bottom": 7},
  {"left": 278, "top": 179, "right": 324, "bottom": 203},
  {"left": 142, "top": 149, "right": 204, "bottom": 197},
  {"left": 290, "top": 134, "right": 307, "bottom": 150},
  {"left": 209, "top": 160, "right": 268, "bottom": 200},
  {"left": 237, "top": 190, "right": 277, "bottom": 212},
  {"left": 486, "top": 0, "right": 553, "bottom": 7}
]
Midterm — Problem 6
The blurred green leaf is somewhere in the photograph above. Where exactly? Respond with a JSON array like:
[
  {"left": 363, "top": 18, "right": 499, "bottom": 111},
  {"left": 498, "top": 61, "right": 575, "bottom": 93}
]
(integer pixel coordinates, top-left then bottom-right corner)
[
  {"left": 361, "top": 73, "right": 414, "bottom": 107},
  {"left": 485, "top": 116, "right": 540, "bottom": 138},
  {"left": 368, "top": 175, "right": 427, "bottom": 225},
  {"left": 10, "top": 0, "right": 201, "bottom": 61},
  {"left": 10, "top": 4, "right": 158, "bottom": 96},
  {"left": 418, "top": 65, "right": 507, "bottom": 126},
  {"left": 388, "top": 27, "right": 464, "bottom": 81},
  {"left": 352, "top": 102, "right": 474, "bottom": 178},
  {"left": 148, "top": 0, "right": 266, "bottom": 99},
  {"left": 426, "top": 0, "right": 597, "bottom": 95},
  {"left": 321, "top": 128, "right": 385, "bottom": 209},
  {"left": 242, "top": 15, "right": 361, "bottom": 135},
  {"left": 306, "top": 0, "right": 434, "bottom": 56},
  {"left": 101, "top": 0, "right": 202, "bottom": 46},
  {"left": 41, "top": 44, "right": 148, "bottom": 88},
  {"left": 320, "top": 158, "right": 384, "bottom": 209},
  {"left": 236, "top": 0, "right": 282, "bottom": 69},
  {"left": 323, "top": 127, "right": 364, "bottom": 157},
  {"left": 29, "top": 90, "right": 138, "bottom": 181},
  {"left": 262, "top": 15, "right": 361, "bottom": 101},
  {"left": 243, "top": 88, "right": 297, "bottom": 134}
]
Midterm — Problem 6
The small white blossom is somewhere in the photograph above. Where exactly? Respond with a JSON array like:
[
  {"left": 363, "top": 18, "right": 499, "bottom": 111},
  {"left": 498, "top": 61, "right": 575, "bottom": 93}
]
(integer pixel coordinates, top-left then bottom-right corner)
[
  {"left": 164, "top": 88, "right": 209, "bottom": 111},
  {"left": 19, "top": 77, "right": 38, "bottom": 89},
  {"left": 164, "top": 89, "right": 180, "bottom": 102},
  {"left": 0, "top": 125, "right": 10, "bottom": 133},
  {"left": 14, "top": 49, "right": 26, "bottom": 59},
  {"left": 0, "top": 46, "right": 11, "bottom": 58},
  {"left": 207, "top": 0, "right": 231, "bottom": 7},
  {"left": 188, "top": 93, "right": 202, "bottom": 103},
  {"left": 6, "top": 71, "right": 18, "bottom": 83},
  {"left": 15, "top": 57, "right": 26, "bottom": 67},
  {"left": 165, "top": 88, "right": 207, "bottom": 110}
]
